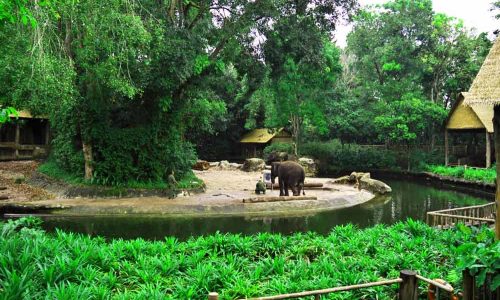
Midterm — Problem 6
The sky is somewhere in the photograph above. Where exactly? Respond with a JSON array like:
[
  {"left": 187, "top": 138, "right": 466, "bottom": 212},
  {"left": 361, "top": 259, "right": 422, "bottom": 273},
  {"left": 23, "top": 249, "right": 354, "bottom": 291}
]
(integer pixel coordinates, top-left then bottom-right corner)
[{"left": 334, "top": 0, "right": 500, "bottom": 48}]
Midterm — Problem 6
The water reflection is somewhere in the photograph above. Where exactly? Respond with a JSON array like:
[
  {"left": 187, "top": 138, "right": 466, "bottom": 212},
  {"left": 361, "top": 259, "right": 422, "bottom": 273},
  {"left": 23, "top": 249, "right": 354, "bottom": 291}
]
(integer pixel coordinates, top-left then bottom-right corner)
[{"left": 36, "top": 179, "right": 489, "bottom": 240}]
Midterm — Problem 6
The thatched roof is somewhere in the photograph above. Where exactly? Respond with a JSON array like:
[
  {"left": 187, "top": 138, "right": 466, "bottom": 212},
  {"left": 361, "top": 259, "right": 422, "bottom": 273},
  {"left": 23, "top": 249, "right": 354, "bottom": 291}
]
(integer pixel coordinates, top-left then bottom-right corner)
[
  {"left": 240, "top": 128, "right": 287, "bottom": 143},
  {"left": 464, "top": 38, "right": 500, "bottom": 106},
  {"left": 9, "top": 110, "right": 48, "bottom": 119},
  {"left": 446, "top": 93, "right": 493, "bottom": 132}
]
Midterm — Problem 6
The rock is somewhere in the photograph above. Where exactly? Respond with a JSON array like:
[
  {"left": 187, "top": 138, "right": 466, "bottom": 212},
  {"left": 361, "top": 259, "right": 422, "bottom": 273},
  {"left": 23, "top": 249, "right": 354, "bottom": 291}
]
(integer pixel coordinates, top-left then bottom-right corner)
[
  {"left": 217, "top": 160, "right": 232, "bottom": 170},
  {"left": 209, "top": 162, "right": 219, "bottom": 168},
  {"left": 242, "top": 158, "right": 266, "bottom": 172},
  {"left": 299, "top": 157, "right": 318, "bottom": 177},
  {"left": 229, "top": 163, "right": 242, "bottom": 169},
  {"left": 359, "top": 176, "right": 392, "bottom": 195},
  {"left": 193, "top": 160, "right": 210, "bottom": 171},
  {"left": 349, "top": 172, "right": 370, "bottom": 182},
  {"left": 329, "top": 175, "right": 351, "bottom": 185}
]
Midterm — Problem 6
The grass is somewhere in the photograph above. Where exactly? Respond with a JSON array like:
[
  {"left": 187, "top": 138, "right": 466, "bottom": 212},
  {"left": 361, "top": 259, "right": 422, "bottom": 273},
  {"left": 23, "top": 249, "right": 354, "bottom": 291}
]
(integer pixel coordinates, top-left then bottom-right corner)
[
  {"left": 0, "top": 217, "right": 496, "bottom": 299},
  {"left": 426, "top": 165, "right": 496, "bottom": 184},
  {"left": 38, "top": 160, "right": 204, "bottom": 190}
]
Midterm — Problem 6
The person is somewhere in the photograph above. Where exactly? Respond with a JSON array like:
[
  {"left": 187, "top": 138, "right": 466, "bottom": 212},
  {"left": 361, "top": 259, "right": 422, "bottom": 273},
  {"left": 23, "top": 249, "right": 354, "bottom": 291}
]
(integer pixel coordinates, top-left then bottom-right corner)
[
  {"left": 168, "top": 170, "right": 178, "bottom": 187},
  {"left": 255, "top": 180, "right": 266, "bottom": 195}
]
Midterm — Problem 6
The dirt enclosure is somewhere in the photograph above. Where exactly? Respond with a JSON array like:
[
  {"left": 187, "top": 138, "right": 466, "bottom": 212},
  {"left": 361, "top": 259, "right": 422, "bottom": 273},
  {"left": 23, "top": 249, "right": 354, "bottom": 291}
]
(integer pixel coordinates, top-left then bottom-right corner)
[{"left": 0, "top": 162, "right": 376, "bottom": 216}]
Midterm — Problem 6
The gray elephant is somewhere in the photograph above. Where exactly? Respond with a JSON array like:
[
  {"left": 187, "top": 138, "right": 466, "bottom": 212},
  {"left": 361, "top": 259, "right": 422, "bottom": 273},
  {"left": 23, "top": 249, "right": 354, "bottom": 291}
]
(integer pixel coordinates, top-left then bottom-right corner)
[{"left": 271, "top": 161, "right": 305, "bottom": 196}]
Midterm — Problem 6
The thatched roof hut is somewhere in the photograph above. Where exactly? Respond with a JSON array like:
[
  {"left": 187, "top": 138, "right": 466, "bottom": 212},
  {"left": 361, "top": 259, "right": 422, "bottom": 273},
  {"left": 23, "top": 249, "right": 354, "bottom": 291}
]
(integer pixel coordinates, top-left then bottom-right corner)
[
  {"left": 462, "top": 38, "right": 500, "bottom": 239},
  {"left": 445, "top": 93, "right": 493, "bottom": 167},
  {"left": 446, "top": 92, "right": 493, "bottom": 133},
  {"left": 239, "top": 128, "right": 292, "bottom": 158},
  {"left": 464, "top": 38, "right": 500, "bottom": 106}
]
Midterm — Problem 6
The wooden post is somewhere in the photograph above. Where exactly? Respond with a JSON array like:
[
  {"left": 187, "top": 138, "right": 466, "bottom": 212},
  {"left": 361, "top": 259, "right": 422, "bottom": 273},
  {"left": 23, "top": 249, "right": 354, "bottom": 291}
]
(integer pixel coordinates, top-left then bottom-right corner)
[
  {"left": 486, "top": 131, "right": 491, "bottom": 168},
  {"left": 399, "top": 270, "right": 418, "bottom": 300},
  {"left": 208, "top": 292, "right": 219, "bottom": 300},
  {"left": 14, "top": 123, "right": 20, "bottom": 159},
  {"left": 45, "top": 121, "right": 50, "bottom": 145},
  {"left": 494, "top": 106, "right": 500, "bottom": 240},
  {"left": 445, "top": 129, "right": 449, "bottom": 166},
  {"left": 462, "top": 269, "right": 474, "bottom": 300}
]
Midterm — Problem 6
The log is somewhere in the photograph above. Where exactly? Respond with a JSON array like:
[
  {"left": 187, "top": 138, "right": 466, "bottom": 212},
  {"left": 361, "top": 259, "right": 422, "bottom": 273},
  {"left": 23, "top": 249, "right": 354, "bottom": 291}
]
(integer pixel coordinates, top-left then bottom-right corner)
[
  {"left": 265, "top": 183, "right": 323, "bottom": 189},
  {"left": 243, "top": 196, "right": 317, "bottom": 203}
]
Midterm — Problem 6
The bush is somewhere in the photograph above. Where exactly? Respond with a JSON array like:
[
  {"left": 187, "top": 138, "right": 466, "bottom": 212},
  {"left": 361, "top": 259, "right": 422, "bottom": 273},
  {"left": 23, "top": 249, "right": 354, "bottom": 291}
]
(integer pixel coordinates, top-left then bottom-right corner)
[
  {"left": 263, "top": 143, "right": 294, "bottom": 156},
  {"left": 426, "top": 165, "right": 496, "bottom": 183},
  {"left": 300, "top": 140, "right": 397, "bottom": 175},
  {"left": 1, "top": 217, "right": 496, "bottom": 299}
]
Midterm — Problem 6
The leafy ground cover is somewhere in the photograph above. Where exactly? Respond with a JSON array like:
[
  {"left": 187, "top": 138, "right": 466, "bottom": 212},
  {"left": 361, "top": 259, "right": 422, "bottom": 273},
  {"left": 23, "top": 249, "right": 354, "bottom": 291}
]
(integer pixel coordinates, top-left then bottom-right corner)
[
  {"left": 0, "top": 218, "right": 497, "bottom": 299},
  {"left": 426, "top": 165, "right": 496, "bottom": 184},
  {"left": 38, "top": 160, "right": 204, "bottom": 190}
]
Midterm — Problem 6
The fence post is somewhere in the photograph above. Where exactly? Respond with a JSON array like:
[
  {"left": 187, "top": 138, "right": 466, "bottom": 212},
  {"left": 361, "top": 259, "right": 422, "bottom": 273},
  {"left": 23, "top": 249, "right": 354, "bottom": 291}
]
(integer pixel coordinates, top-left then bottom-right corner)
[
  {"left": 462, "top": 270, "right": 474, "bottom": 300},
  {"left": 208, "top": 292, "right": 219, "bottom": 300},
  {"left": 399, "top": 270, "right": 418, "bottom": 300}
]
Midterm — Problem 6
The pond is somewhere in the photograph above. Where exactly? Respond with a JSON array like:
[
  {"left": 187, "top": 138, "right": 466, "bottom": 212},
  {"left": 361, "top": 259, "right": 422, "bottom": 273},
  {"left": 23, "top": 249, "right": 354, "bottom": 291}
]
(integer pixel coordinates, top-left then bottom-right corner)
[{"left": 19, "top": 179, "right": 492, "bottom": 240}]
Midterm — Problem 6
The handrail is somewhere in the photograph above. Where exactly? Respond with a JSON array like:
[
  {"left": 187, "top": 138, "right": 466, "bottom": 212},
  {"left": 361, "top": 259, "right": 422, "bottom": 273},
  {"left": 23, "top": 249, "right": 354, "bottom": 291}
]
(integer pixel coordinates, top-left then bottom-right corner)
[
  {"left": 426, "top": 213, "right": 495, "bottom": 223},
  {"left": 209, "top": 271, "right": 458, "bottom": 300},
  {"left": 430, "top": 203, "right": 494, "bottom": 214},
  {"left": 241, "top": 278, "right": 403, "bottom": 300},
  {"left": 415, "top": 275, "right": 453, "bottom": 293}
]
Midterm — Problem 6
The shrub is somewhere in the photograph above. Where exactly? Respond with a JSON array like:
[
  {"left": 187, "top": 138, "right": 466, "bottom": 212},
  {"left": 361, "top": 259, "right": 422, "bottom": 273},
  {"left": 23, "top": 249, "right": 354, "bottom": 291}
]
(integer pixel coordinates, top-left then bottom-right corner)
[
  {"left": 426, "top": 165, "right": 496, "bottom": 183},
  {"left": 300, "top": 140, "right": 397, "bottom": 175},
  {"left": 1, "top": 218, "right": 496, "bottom": 299},
  {"left": 263, "top": 143, "right": 294, "bottom": 156}
]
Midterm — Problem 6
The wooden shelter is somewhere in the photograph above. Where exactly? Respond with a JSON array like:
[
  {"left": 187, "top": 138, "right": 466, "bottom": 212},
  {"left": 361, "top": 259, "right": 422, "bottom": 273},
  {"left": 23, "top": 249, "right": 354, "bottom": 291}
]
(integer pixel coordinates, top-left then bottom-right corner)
[
  {"left": 0, "top": 111, "right": 50, "bottom": 160},
  {"left": 463, "top": 37, "right": 500, "bottom": 239},
  {"left": 239, "top": 128, "right": 293, "bottom": 158},
  {"left": 445, "top": 92, "right": 493, "bottom": 167}
]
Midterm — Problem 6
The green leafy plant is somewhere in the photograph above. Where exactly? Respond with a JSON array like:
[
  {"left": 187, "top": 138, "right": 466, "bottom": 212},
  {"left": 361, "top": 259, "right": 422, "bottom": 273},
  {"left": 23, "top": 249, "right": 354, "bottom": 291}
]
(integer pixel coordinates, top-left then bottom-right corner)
[{"left": 1, "top": 218, "right": 494, "bottom": 299}]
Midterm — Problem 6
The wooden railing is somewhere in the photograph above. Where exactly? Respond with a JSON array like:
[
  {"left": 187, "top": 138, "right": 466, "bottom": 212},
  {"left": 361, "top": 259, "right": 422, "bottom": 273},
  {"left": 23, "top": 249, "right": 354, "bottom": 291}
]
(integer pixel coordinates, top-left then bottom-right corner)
[
  {"left": 426, "top": 203, "right": 496, "bottom": 228},
  {"left": 208, "top": 270, "right": 455, "bottom": 300}
]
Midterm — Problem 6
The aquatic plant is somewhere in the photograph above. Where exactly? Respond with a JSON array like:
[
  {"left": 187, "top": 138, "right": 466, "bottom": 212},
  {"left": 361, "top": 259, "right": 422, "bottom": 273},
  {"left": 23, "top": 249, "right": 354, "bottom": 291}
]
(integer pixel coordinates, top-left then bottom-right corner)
[{"left": 0, "top": 217, "right": 495, "bottom": 299}]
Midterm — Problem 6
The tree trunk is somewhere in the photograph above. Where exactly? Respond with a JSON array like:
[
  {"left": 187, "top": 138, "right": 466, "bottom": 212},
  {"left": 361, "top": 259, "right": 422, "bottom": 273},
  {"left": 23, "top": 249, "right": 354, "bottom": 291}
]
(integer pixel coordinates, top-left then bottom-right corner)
[
  {"left": 493, "top": 106, "right": 500, "bottom": 240},
  {"left": 82, "top": 141, "right": 93, "bottom": 180}
]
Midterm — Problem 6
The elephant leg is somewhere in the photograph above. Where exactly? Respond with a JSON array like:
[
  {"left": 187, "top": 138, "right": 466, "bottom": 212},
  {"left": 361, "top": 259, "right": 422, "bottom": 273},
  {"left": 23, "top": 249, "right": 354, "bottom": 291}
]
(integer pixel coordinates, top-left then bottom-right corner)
[
  {"left": 284, "top": 182, "right": 290, "bottom": 196},
  {"left": 279, "top": 177, "right": 284, "bottom": 196}
]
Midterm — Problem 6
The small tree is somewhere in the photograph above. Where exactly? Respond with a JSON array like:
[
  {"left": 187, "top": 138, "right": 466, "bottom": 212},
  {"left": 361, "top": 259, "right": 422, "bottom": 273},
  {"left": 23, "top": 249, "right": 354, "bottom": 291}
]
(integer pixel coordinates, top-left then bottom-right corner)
[{"left": 374, "top": 95, "right": 447, "bottom": 170}]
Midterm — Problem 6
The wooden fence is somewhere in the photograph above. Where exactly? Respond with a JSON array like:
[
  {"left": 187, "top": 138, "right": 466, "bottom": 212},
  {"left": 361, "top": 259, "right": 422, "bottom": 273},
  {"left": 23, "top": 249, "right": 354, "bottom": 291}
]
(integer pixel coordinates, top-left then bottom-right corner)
[
  {"left": 426, "top": 203, "right": 496, "bottom": 229},
  {"left": 208, "top": 270, "right": 457, "bottom": 300}
]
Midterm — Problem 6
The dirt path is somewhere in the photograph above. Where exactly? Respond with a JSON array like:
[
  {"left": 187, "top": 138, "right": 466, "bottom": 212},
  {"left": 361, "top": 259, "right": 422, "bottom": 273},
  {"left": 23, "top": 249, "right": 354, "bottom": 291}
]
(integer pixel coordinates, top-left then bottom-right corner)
[
  {"left": 0, "top": 163, "right": 376, "bottom": 216},
  {"left": 0, "top": 161, "right": 54, "bottom": 203}
]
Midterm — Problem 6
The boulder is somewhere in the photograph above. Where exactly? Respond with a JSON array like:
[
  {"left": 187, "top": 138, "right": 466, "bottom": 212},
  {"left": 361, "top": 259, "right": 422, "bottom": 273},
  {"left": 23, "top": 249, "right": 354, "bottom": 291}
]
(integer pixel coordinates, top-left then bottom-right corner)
[
  {"left": 349, "top": 172, "right": 370, "bottom": 182},
  {"left": 329, "top": 175, "right": 351, "bottom": 185},
  {"left": 359, "top": 176, "right": 392, "bottom": 195},
  {"left": 215, "top": 161, "right": 241, "bottom": 170},
  {"left": 217, "top": 160, "right": 232, "bottom": 170},
  {"left": 229, "top": 163, "right": 242, "bottom": 169},
  {"left": 242, "top": 158, "right": 266, "bottom": 172},
  {"left": 193, "top": 160, "right": 210, "bottom": 171},
  {"left": 299, "top": 157, "right": 318, "bottom": 177}
]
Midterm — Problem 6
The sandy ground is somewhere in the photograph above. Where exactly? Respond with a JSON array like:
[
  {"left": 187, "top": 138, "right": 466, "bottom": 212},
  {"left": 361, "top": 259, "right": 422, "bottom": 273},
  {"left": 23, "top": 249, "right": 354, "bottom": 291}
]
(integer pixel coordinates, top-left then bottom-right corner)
[
  {"left": 0, "top": 161, "right": 54, "bottom": 203},
  {"left": 0, "top": 162, "right": 376, "bottom": 216}
]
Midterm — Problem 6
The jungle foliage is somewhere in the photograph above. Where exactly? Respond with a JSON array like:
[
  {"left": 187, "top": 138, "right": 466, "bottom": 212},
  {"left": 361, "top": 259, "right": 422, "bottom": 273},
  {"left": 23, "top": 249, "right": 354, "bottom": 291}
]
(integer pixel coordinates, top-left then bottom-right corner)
[
  {"left": 0, "top": 0, "right": 495, "bottom": 184},
  {"left": 0, "top": 217, "right": 498, "bottom": 299}
]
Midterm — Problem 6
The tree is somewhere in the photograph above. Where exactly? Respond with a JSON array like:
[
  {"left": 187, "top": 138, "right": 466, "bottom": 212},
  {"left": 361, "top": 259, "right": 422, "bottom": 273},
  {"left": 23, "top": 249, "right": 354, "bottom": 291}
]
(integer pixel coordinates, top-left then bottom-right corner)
[
  {"left": 0, "top": 0, "right": 358, "bottom": 183},
  {"left": 374, "top": 95, "right": 447, "bottom": 170}
]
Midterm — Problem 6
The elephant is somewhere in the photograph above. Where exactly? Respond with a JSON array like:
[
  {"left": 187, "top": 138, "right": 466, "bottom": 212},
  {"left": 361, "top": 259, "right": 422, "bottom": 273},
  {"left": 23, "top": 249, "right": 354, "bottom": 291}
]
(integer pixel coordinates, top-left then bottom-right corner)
[{"left": 271, "top": 161, "right": 305, "bottom": 196}]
